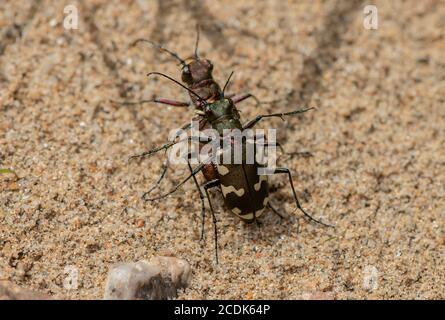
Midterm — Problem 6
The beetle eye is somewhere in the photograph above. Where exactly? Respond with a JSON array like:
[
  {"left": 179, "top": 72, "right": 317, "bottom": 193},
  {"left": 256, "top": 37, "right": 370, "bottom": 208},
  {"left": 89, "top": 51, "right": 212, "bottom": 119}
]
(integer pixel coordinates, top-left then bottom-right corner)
[{"left": 181, "top": 66, "right": 192, "bottom": 82}]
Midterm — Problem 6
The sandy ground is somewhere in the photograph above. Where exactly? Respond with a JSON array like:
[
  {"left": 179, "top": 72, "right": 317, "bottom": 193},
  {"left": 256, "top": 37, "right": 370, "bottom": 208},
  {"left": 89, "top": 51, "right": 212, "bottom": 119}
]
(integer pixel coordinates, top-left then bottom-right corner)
[{"left": 0, "top": 0, "right": 444, "bottom": 299}]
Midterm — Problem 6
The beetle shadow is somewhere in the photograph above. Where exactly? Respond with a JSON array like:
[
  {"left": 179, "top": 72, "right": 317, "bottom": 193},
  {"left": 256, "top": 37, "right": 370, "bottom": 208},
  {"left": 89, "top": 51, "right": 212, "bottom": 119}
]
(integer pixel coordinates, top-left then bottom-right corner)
[
  {"left": 209, "top": 0, "right": 365, "bottom": 248},
  {"left": 255, "top": 0, "right": 365, "bottom": 243},
  {"left": 206, "top": 184, "right": 331, "bottom": 253},
  {"left": 241, "top": 190, "right": 332, "bottom": 249},
  {"left": 289, "top": 0, "right": 364, "bottom": 107},
  {"left": 151, "top": 0, "right": 177, "bottom": 45}
]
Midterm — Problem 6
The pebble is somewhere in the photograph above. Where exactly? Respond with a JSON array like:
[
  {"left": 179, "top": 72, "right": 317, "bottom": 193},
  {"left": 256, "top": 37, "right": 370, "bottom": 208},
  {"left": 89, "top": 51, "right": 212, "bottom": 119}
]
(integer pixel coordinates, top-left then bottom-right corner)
[
  {"left": 103, "top": 256, "right": 191, "bottom": 300},
  {"left": 135, "top": 219, "right": 145, "bottom": 228}
]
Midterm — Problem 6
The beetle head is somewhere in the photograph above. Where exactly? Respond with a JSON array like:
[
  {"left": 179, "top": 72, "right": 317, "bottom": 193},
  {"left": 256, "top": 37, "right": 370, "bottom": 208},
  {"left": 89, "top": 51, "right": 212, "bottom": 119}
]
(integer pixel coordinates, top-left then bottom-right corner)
[{"left": 181, "top": 58, "right": 214, "bottom": 86}]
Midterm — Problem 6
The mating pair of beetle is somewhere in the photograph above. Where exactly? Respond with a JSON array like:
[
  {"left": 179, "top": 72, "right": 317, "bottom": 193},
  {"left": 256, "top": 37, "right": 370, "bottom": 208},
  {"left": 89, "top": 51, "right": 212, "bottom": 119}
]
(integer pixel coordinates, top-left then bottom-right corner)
[{"left": 120, "top": 29, "right": 333, "bottom": 263}]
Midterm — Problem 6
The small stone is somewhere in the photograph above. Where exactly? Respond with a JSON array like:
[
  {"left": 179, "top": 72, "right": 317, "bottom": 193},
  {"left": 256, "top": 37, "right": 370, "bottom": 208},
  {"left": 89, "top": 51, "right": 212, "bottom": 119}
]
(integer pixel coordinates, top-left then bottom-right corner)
[
  {"left": 135, "top": 219, "right": 145, "bottom": 228},
  {"left": 299, "top": 291, "right": 336, "bottom": 300},
  {"left": 103, "top": 256, "right": 191, "bottom": 300},
  {"left": 49, "top": 19, "right": 57, "bottom": 27}
]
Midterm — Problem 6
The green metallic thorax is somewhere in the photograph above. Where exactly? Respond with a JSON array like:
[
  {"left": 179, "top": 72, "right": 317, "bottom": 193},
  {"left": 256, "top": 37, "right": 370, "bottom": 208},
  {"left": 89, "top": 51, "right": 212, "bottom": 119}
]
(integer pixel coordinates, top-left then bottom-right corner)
[{"left": 206, "top": 99, "right": 242, "bottom": 134}]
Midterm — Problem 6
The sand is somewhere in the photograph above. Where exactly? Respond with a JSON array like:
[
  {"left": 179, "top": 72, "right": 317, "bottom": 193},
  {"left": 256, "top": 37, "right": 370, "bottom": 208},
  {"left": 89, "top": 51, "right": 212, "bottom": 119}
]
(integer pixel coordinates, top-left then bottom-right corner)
[{"left": 0, "top": 0, "right": 444, "bottom": 299}]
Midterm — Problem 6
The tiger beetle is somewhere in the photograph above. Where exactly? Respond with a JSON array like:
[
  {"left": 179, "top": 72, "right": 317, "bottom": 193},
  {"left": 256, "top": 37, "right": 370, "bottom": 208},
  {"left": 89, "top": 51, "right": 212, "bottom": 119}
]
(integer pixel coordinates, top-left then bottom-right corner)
[
  {"left": 122, "top": 26, "right": 262, "bottom": 110},
  {"left": 119, "top": 29, "right": 333, "bottom": 263}
]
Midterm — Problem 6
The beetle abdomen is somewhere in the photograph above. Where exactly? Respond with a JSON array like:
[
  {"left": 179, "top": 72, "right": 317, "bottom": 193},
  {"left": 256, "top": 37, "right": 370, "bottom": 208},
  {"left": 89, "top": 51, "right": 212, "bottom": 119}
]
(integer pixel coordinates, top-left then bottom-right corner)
[{"left": 217, "top": 163, "right": 269, "bottom": 223}]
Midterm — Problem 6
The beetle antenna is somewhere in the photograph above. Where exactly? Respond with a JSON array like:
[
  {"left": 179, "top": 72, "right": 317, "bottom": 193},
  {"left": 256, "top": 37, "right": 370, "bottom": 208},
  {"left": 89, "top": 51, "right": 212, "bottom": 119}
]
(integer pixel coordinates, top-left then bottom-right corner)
[
  {"left": 147, "top": 72, "right": 207, "bottom": 106},
  {"left": 132, "top": 39, "right": 186, "bottom": 66},
  {"left": 222, "top": 71, "right": 234, "bottom": 98},
  {"left": 194, "top": 24, "right": 200, "bottom": 58}
]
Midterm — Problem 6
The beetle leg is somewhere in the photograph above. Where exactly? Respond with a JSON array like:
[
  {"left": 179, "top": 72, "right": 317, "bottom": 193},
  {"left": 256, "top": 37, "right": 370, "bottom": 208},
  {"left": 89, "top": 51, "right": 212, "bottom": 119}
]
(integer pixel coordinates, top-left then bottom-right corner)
[
  {"left": 230, "top": 93, "right": 283, "bottom": 107},
  {"left": 143, "top": 162, "right": 206, "bottom": 201},
  {"left": 111, "top": 97, "right": 190, "bottom": 107},
  {"left": 242, "top": 107, "right": 314, "bottom": 129},
  {"left": 225, "top": 93, "right": 283, "bottom": 106},
  {"left": 230, "top": 93, "right": 261, "bottom": 106},
  {"left": 129, "top": 122, "right": 192, "bottom": 161},
  {"left": 186, "top": 156, "right": 207, "bottom": 241},
  {"left": 138, "top": 122, "right": 214, "bottom": 199},
  {"left": 278, "top": 148, "right": 312, "bottom": 158},
  {"left": 142, "top": 143, "right": 218, "bottom": 201},
  {"left": 135, "top": 117, "right": 208, "bottom": 198},
  {"left": 272, "top": 167, "right": 334, "bottom": 228},
  {"left": 256, "top": 140, "right": 313, "bottom": 158},
  {"left": 129, "top": 118, "right": 211, "bottom": 161},
  {"left": 129, "top": 138, "right": 188, "bottom": 161},
  {"left": 142, "top": 150, "right": 170, "bottom": 197},
  {"left": 268, "top": 202, "right": 285, "bottom": 220},
  {"left": 203, "top": 179, "right": 221, "bottom": 264},
  {"left": 268, "top": 201, "right": 301, "bottom": 234}
]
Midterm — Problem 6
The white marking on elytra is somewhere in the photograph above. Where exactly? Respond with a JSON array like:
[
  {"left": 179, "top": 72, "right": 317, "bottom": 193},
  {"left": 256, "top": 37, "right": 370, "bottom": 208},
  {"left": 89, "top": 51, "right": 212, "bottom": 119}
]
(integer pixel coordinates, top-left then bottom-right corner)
[
  {"left": 232, "top": 207, "right": 242, "bottom": 215},
  {"left": 221, "top": 185, "right": 245, "bottom": 197},
  {"left": 263, "top": 197, "right": 269, "bottom": 207},
  {"left": 254, "top": 176, "right": 268, "bottom": 191},
  {"left": 239, "top": 212, "right": 253, "bottom": 220},
  {"left": 217, "top": 165, "right": 229, "bottom": 176},
  {"left": 238, "top": 207, "right": 265, "bottom": 220},
  {"left": 254, "top": 208, "right": 265, "bottom": 218}
]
